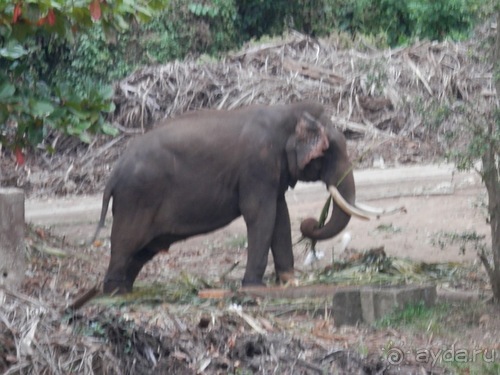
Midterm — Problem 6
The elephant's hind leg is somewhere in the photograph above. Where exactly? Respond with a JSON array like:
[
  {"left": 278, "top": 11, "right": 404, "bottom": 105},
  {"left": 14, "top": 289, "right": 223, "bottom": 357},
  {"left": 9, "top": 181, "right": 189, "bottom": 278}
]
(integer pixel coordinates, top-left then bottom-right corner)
[
  {"left": 104, "top": 232, "right": 179, "bottom": 294},
  {"left": 104, "top": 246, "right": 156, "bottom": 294},
  {"left": 103, "top": 226, "right": 147, "bottom": 294}
]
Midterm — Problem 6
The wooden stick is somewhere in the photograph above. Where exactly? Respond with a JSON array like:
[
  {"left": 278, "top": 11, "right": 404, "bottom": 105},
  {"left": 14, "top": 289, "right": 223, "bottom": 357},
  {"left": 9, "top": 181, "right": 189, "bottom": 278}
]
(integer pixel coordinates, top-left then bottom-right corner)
[
  {"left": 198, "top": 284, "right": 360, "bottom": 299},
  {"left": 282, "top": 59, "right": 345, "bottom": 85},
  {"left": 65, "top": 284, "right": 101, "bottom": 311}
]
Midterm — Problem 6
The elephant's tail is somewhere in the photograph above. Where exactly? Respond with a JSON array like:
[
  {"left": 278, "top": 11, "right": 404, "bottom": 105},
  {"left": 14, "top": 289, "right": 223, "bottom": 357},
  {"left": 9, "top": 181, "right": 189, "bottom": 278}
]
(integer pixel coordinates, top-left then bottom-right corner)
[{"left": 90, "top": 182, "right": 113, "bottom": 245}]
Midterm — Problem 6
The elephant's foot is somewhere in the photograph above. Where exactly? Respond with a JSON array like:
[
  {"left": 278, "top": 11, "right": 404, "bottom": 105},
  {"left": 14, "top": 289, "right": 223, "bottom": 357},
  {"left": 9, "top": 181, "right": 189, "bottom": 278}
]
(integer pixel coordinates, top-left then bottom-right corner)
[
  {"left": 277, "top": 271, "right": 298, "bottom": 287},
  {"left": 241, "top": 278, "right": 266, "bottom": 288},
  {"left": 103, "top": 276, "right": 133, "bottom": 295}
]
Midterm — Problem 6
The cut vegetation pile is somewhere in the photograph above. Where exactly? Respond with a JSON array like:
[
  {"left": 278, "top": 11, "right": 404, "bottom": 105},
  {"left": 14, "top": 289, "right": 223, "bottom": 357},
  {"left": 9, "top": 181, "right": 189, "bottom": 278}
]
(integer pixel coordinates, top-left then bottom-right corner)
[
  {"left": 112, "top": 30, "right": 488, "bottom": 141},
  {"left": 1, "top": 287, "right": 393, "bottom": 374}
]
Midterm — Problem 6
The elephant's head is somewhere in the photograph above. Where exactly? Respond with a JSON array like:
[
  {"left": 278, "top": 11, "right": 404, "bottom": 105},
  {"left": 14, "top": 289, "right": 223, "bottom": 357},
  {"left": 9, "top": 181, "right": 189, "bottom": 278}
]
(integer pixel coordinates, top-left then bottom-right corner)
[{"left": 286, "top": 105, "right": 382, "bottom": 241}]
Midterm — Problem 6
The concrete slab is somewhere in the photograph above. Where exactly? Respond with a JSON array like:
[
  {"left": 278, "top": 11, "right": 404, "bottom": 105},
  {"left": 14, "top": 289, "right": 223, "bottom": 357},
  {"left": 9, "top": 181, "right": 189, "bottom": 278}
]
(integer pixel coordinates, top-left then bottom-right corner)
[
  {"left": 360, "top": 284, "right": 437, "bottom": 324},
  {"left": 332, "top": 289, "right": 363, "bottom": 326}
]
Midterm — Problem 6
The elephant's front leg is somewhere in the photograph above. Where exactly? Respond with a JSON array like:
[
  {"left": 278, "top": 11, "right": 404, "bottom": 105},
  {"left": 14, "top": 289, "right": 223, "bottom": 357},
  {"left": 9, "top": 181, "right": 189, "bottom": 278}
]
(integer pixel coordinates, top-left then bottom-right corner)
[
  {"left": 240, "top": 191, "right": 278, "bottom": 287},
  {"left": 271, "top": 196, "right": 295, "bottom": 284}
]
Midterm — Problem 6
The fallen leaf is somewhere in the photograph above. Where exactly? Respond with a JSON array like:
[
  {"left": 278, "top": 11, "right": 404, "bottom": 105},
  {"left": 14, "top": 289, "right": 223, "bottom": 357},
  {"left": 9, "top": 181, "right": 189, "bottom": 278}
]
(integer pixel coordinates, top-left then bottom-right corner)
[{"left": 14, "top": 147, "right": 25, "bottom": 165}]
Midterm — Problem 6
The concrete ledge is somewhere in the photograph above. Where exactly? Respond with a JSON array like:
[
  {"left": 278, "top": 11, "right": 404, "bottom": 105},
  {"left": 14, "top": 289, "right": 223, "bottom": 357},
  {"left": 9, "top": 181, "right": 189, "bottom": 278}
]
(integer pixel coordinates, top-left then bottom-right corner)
[
  {"left": 332, "top": 289, "right": 363, "bottom": 326},
  {"left": 332, "top": 284, "right": 437, "bottom": 326}
]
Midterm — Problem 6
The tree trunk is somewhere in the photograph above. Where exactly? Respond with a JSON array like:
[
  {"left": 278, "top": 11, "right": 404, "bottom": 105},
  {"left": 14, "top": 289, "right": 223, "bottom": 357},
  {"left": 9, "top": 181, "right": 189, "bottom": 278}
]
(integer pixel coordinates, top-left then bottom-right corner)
[{"left": 481, "top": 11, "right": 500, "bottom": 301}]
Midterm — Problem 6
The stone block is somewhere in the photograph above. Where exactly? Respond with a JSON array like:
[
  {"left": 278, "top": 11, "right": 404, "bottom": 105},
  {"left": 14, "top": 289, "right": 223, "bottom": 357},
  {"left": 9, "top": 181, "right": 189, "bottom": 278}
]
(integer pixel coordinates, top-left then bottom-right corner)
[
  {"left": 361, "top": 284, "right": 436, "bottom": 324},
  {"left": 0, "top": 188, "right": 25, "bottom": 289},
  {"left": 332, "top": 289, "right": 362, "bottom": 326}
]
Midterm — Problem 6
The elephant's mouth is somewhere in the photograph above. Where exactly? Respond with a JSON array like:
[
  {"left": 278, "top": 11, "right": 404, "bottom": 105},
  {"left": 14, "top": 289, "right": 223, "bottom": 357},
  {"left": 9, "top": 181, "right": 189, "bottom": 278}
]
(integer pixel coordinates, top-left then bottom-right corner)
[{"left": 328, "top": 185, "right": 405, "bottom": 220}]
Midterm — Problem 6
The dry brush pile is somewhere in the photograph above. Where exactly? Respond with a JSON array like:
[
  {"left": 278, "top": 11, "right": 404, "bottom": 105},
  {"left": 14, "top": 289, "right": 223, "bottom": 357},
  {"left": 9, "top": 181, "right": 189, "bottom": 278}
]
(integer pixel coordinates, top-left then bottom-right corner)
[{"left": 111, "top": 29, "right": 494, "bottom": 162}]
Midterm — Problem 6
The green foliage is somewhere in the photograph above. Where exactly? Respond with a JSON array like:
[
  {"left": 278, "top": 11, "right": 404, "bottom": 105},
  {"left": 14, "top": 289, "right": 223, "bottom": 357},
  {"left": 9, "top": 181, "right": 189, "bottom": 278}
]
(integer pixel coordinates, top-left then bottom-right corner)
[
  {"left": 343, "top": 0, "right": 482, "bottom": 46},
  {"left": 41, "top": 0, "right": 239, "bottom": 94},
  {"left": 235, "top": 0, "right": 289, "bottom": 40},
  {"left": 408, "top": 0, "right": 478, "bottom": 42},
  {"left": 42, "top": 25, "right": 136, "bottom": 95},
  {"left": 0, "top": 0, "right": 166, "bottom": 155},
  {"left": 233, "top": 0, "right": 485, "bottom": 46},
  {"left": 0, "top": 71, "right": 117, "bottom": 149},
  {"left": 292, "top": 0, "right": 484, "bottom": 46}
]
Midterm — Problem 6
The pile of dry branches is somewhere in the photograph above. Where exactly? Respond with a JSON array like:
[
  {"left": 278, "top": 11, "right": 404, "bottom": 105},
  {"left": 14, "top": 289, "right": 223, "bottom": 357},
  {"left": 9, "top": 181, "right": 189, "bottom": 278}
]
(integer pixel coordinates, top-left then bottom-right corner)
[{"left": 111, "top": 30, "right": 493, "bottom": 142}]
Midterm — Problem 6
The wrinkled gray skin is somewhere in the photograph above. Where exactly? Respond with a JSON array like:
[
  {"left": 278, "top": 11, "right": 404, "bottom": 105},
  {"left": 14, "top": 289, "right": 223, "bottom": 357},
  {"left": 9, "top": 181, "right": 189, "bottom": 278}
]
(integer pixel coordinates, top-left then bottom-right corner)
[{"left": 94, "top": 101, "right": 355, "bottom": 294}]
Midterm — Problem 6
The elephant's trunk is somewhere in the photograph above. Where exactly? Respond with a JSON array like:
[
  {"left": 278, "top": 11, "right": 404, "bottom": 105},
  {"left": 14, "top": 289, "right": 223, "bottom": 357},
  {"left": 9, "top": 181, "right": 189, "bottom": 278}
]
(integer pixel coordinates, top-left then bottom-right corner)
[
  {"left": 300, "top": 169, "right": 358, "bottom": 241},
  {"left": 299, "top": 166, "right": 405, "bottom": 240}
]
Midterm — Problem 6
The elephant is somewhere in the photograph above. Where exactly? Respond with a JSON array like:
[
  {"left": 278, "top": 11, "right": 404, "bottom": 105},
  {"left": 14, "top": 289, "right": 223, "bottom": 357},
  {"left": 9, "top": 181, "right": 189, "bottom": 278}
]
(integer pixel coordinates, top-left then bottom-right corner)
[{"left": 93, "top": 101, "right": 383, "bottom": 294}]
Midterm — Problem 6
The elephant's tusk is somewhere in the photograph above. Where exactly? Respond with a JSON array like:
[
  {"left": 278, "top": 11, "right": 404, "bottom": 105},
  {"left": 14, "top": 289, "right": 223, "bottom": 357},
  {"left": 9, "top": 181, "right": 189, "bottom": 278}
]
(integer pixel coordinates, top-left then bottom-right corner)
[
  {"left": 328, "top": 185, "right": 406, "bottom": 220},
  {"left": 354, "top": 201, "right": 406, "bottom": 216},
  {"left": 328, "top": 186, "right": 370, "bottom": 221}
]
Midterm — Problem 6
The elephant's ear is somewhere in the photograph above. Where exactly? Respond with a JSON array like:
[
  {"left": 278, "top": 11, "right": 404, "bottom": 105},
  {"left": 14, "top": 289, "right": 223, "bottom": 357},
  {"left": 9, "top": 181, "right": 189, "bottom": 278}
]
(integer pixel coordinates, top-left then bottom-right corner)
[{"left": 295, "top": 112, "right": 329, "bottom": 169}]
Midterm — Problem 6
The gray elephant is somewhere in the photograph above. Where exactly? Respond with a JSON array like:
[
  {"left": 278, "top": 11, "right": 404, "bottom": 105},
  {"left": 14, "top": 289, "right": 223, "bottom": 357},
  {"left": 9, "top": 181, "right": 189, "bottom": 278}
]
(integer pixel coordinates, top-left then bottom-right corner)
[{"left": 93, "top": 101, "right": 381, "bottom": 294}]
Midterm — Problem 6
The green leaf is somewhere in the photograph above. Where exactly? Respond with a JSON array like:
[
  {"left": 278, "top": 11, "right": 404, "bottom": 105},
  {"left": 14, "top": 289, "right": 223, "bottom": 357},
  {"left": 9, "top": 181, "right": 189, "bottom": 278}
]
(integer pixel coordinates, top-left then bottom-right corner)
[
  {"left": 0, "top": 42, "right": 28, "bottom": 59},
  {"left": 30, "top": 100, "right": 55, "bottom": 117},
  {"left": 101, "top": 122, "right": 119, "bottom": 136},
  {"left": 77, "top": 121, "right": 92, "bottom": 131},
  {"left": 27, "top": 124, "right": 45, "bottom": 146},
  {"left": 99, "top": 85, "right": 115, "bottom": 100},
  {"left": 78, "top": 131, "right": 92, "bottom": 143},
  {"left": 0, "top": 83, "right": 16, "bottom": 100},
  {"left": 68, "top": 107, "right": 88, "bottom": 119},
  {"left": 104, "top": 101, "right": 116, "bottom": 113},
  {"left": 112, "top": 14, "right": 129, "bottom": 31}
]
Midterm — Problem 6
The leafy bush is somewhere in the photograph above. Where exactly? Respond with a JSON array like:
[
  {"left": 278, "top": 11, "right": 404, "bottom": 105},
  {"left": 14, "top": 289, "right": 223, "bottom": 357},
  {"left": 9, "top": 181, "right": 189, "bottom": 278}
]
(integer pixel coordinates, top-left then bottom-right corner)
[
  {"left": 38, "top": 0, "right": 240, "bottom": 95},
  {"left": 235, "top": 0, "right": 290, "bottom": 39},
  {"left": 273, "top": 0, "right": 484, "bottom": 46},
  {"left": 408, "top": 0, "right": 478, "bottom": 42},
  {"left": 0, "top": 0, "right": 166, "bottom": 159},
  {"left": 0, "top": 71, "right": 116, "bottom": 150},
  {"left": 344, "top": 0, "right": 482, "bottom": 46}
]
